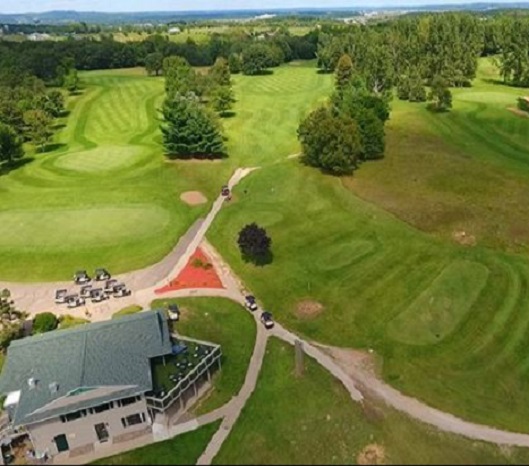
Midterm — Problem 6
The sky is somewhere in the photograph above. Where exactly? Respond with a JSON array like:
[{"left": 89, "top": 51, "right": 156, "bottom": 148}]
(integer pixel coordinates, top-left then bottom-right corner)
[{"left": 0, "top": 0, "right": 521, "bottom": 14}]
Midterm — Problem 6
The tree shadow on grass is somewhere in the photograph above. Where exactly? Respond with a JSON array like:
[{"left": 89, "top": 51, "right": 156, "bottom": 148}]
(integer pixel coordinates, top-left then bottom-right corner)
[
  {"left": 482, "top": 77, "right": 506, "bottom": 86},
  {"left": 242, "top": 251, "right": 274, "bottom": 267},
  {"left": 0, "top": 157, "right": 34, "bottom": 176},
  {"left": 220, "top": 111, "right": 236, "bottom": 119},
  {"left": 41, "top": 143, "right": 67, "bottom": 153},
  {"left": 317, "top": 69, "right": 333, "bottom": 75}
]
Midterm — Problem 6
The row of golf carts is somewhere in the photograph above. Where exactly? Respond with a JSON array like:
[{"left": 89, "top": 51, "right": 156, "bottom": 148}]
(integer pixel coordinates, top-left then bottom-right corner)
[{"left": 55, "top": 269, "right": 131, "bottom": 308}]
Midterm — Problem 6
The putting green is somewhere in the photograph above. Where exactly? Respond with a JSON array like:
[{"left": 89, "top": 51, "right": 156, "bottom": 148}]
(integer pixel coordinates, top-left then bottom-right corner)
[
  {"left": 54, "top": 146, "right": 147, "bottom": 173},
  {"left": 0, "top": 205, "right": 170, "bottom": 250},
  {"left": 388, "top": 261, "right": 489, "bottom": 345}
]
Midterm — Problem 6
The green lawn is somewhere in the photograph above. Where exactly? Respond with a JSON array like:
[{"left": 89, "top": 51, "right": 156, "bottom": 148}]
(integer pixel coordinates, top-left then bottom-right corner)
[
  {"left": 207, "top": 59, "right": 529, "bottom": 433},
  {"left": 0, "top": 68, "right": 229, "bottom": 281},
  {"left": 112, "top": 305, "right": 143, "bottom": 319},
  {"left": 57, "top": 314, "right": 90, "bottom": 329},
  {"left": 93, "top": 420, "right": 220, "bottom": 465},
  {"left": 151, "top": 297, "right": 256, "bottom": 414},
  {"left": 216, "top": 338, "right": 529, "bottom": 465}
]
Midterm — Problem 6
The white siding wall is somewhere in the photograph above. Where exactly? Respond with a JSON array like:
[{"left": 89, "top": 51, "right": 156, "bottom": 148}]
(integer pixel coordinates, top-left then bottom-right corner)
[{"left": 27, "top": 397, "right": 150, "bottom": 455}]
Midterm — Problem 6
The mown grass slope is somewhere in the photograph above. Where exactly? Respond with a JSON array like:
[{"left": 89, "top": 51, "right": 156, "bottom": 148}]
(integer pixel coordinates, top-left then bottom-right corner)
[
  {"left": 0, "top": 68, "right": 228, "bottom": 281},
  {"left": 216, "top": 338, "right": 529, "bottom": 465},
  {"left": 209, "top": 58, "right": 529, "bottom": 432}
]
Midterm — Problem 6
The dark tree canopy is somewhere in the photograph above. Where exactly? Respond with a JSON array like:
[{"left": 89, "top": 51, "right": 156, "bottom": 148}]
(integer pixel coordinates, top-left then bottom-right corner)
[
  {"left": 335, "top": 54, "right": 354, "bottom": 93},
  {"left": 145, "top": 52, "right": 164, "bottom": 76},
  {"left": 161, "top": 93, "right": 225, "bottom": 159},
  {"left": 238, "top": 223, "right": 272, "bottom": 264},
  {"left": 0, "top": 123, "right": 23, "bottom": 165},
  {"left": 298, "top": 106, "right": 363, "bottom": 175},
  {"left": 33, "top": 312, "right": 58, "bottom": 334}
]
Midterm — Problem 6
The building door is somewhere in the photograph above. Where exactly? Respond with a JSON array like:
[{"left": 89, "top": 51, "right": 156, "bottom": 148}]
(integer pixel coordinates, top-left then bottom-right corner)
[
  {"left": 94, "top": 423, "right": 109, "bottom": 442},
  {"left": 54, "top": 434, "right": 69, "bottom": 453}
]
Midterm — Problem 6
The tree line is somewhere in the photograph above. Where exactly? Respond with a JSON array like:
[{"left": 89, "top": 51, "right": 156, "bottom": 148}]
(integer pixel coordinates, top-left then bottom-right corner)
[
  {"left": 0, "top": 67, "right": 73, "bottom": 168},
  {"left": 0, "top": 29, "right": 318, "bottom": 84}
]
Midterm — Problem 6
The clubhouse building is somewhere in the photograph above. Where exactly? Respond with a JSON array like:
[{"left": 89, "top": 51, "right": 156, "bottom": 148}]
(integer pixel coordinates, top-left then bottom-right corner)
[{"left": 0, "top": 310, "right": 221, "bottom": 461}]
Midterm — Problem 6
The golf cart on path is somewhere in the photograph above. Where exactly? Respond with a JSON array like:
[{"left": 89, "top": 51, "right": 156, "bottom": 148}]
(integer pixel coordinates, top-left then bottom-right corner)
[
  {"left": 113, "top": 283, "right": 131, "bottom": 298},
  {"left": 54, "top": 289, "right": 68, "bottom": 304},
  {"left": 66, "top": 294, "right": 85, "bottom": 308},
  {"left": 73, "top": 270, "right": 91, "bottom": 285},
  {"left": 94, "top": 268, "right": 111, "bottom": 281}
]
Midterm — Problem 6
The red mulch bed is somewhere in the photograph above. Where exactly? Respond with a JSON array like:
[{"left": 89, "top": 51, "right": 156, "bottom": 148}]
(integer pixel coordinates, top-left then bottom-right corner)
[{"left": 155, "top": 247, "right": 224, "bottom": 294}]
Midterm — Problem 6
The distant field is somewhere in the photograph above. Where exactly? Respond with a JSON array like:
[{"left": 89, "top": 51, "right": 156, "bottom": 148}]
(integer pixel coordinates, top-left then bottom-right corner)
[
  {"left": 215, "top": 338, "right": 529, "bottom": 464},
  {"left": 0, "top": 68, "right": 230, "bottom": 281},
  {"left": 208, "top": 58, "right": 529, "bottom": 432}
]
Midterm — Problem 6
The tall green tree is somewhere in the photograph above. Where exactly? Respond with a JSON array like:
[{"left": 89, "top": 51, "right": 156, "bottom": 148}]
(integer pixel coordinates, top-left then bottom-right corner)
[
  {"left": 298, "top": 106, "right": 363, "bottom": 175},
  {"left": 427, "top": 76, "right": 453, "bottom": 112},
  {"left": 23, "top": 109, "right": 52, "bottom": 152},
  {"left": 335, "top": 54, "right": 354, "bottom": 92},
  {"left": 161, "top": 93, "right": 226, "bottom": 159},
  {"left": 228, "top": 53, "right": 242, "bottom": 74},
  {"left": 64, "top": 68, "right": 79, "bottom": 94},
  {"left": 40, "top": 90, "right": 65, "bottom": 118},
  {"left": 209, "top": 57, "right": 231, "bottom": 86},
  {"left": 237, "top": 223, "right": 272, "bottom": 264},
  {"left": 145, "top": 52, "right": 164, "bottom": 76},
  {"left": 163, "top": 56, "right": 203, "bottom": 98},
  {"left": 0, "top": 123, "right": 23, "bottom": 165},
  {"left": 211, "top": 85, "right": 235, "bottom": 117}
]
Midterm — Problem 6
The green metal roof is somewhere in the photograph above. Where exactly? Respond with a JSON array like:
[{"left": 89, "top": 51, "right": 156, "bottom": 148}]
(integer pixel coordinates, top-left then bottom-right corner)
[{"left": 0, "top": 310, "right": 172, "bottom": 427}]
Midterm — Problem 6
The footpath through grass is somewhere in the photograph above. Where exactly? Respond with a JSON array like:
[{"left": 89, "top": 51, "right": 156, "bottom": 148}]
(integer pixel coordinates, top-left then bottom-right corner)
[
  {"left": 215, "top": 338, "right": 529, "bottom": 465},
  {"left": 151, "top": 297, "right": 255, "bottom": 414},
  {"left": 208, "top": 60, "right": 529, "bottom": 433},
  {"left": 93, "top": 420, "right": 220, "bottom": 465}
]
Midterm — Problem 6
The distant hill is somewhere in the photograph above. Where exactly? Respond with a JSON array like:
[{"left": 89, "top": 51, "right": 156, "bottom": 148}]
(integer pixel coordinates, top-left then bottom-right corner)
[{"left": 1, "top": 3, "right": 529, "bottom": 25}]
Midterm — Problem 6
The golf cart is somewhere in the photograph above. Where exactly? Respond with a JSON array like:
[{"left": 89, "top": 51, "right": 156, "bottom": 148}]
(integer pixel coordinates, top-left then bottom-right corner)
[
  {"left": 260, "top": 311, "right": 274, "bottom": 330},
  {"left": 94, "top": 268, "right": 111, "bottom": 281},
  {"left": 80, "top": 285, "right": 92, "bottom": 299},
  {"left": 90, "top": 288, "right": 106, "bottom": 303},
  {"left": 104, "top": 279, "right": 118, "bottom": 294},
  {"left": 244, "top": 295, "right": 258, "bottom": 312},
  {"left": 221, "top": 185, "right": 230, "bottom": 197},
  {"left": 54, "top": 289, "right": 68, "bottom": 304},
  {"left": 112, "top": 283, "right": 131, "bottom": 298},
  {"left": 66, "top": 294, "right": 85, "bottom": 309},
  {"left": 167, "top": 304, "right": 180, "bottom": 321},
  {"left": 73, "top": 270, "right": 91, "bottom": 285}
]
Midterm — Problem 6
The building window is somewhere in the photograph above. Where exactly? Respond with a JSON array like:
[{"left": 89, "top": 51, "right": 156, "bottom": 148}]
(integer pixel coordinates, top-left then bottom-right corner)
[
  {"left": 121, "top": 413, "right": 145, "bottom": 428},
  {"left": 93, "top": 402, "right": 113, "bottom": 414},
  {"left": 117, "top": 396, "right": 139, "bottom": 408},
  {"left": 60, "top": 409, "right": 88, "bottom": 423}
]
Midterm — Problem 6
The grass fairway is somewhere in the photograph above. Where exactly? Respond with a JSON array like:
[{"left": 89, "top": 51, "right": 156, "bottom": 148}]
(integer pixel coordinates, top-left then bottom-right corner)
[
  {"left": 215, "top": 338, "right": 529, "bottom": 465},
  {"left": 151, "top": 297, "right": 255, "bottom": 414},
  {"left": 207, "top": 60, "right": 529, "bottom": 432},
  {"left": 0, "top": 68, "right": 229, "bottom": 281},
  {"left": 93, "top": 420, "right": 220, "bottom": 465}
]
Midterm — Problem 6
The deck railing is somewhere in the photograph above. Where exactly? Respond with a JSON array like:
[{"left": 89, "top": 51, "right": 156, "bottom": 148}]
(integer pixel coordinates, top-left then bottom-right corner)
[{"left": 146, "top": 345, "right": 222, "bottom": 412}]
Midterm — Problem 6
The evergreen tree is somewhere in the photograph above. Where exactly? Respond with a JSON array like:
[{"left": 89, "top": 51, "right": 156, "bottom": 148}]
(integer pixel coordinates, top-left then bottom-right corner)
[
  {"left": 335, "top": 54, "right": 354, "bottom": 92},
  {"left": 161, "top": 93, "right": 226, "bottom": 159},
  {"left": 228, "top": 54, "right": 242, "bottom": 74},
  {"left": 209, "top": 57, "right": 231, "bottom": 86},
  {"left": 211, "top": 85, "right": 235, "bottom": 117}
]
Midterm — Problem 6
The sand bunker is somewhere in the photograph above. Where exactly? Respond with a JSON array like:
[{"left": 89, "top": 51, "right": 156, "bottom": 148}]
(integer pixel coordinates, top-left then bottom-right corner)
[
  {"left": 180, "top": 191, "right": 207, "bottom": 206},
  {"left": 357, "top": 444, "right": 386, "bottom": 465}
]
